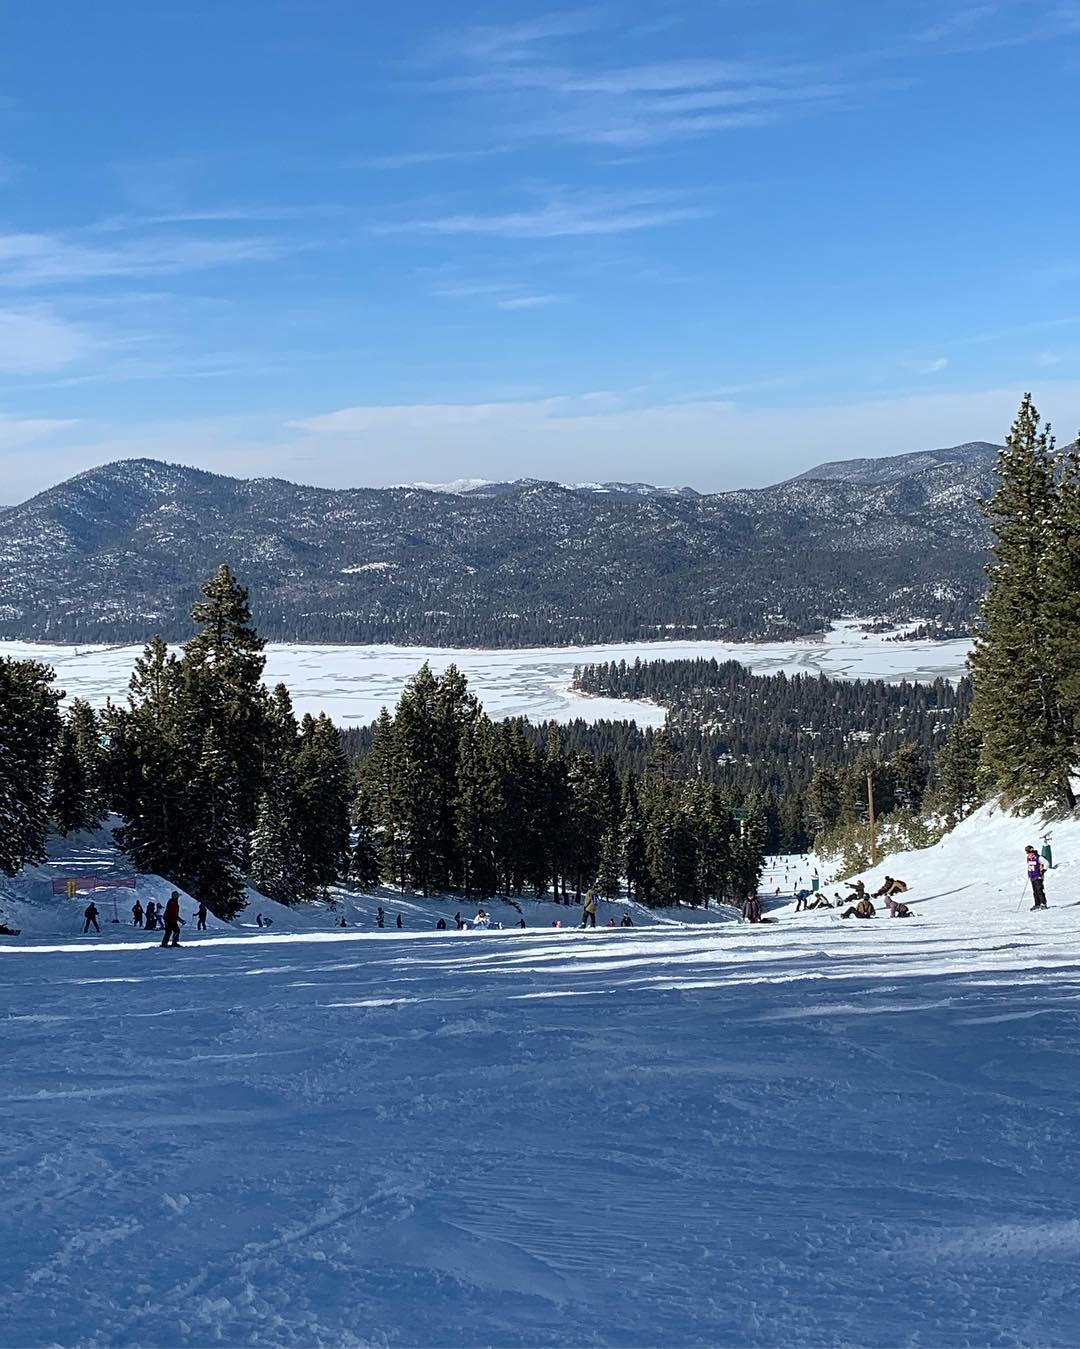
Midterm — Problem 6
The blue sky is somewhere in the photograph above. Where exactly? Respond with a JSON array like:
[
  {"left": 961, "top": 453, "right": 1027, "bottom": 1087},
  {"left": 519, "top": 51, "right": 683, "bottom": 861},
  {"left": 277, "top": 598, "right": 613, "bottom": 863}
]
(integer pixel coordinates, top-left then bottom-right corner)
[{"left": 2, "top": 0, "right": 1080, "bottom": 499}]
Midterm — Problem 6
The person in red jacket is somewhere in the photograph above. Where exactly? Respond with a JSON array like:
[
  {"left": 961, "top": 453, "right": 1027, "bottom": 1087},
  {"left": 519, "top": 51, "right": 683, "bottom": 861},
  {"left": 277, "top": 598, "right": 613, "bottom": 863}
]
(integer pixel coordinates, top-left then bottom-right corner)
[{"left": 161, "top": 891, "right": 183, "bottom": 947}]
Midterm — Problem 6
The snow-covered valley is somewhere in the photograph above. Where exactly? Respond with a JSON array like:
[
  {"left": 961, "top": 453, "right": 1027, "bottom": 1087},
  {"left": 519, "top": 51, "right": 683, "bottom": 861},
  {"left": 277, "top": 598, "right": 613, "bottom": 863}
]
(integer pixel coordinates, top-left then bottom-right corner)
[
  {"left": 0, "top": 623, "right": 971, "bottom": 727},
  {"left": 3, "top": 802, "right": 1079, "bottom": 1347}
]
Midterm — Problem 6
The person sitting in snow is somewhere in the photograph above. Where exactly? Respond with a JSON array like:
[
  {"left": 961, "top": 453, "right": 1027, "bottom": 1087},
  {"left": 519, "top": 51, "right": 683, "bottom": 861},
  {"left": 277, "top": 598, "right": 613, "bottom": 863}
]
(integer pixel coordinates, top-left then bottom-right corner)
[
  {"left": 436, "top": 917, "right": 447, "bottom": 930},
  {"left": 805, "top": 893, "right": 833, "bottom": 910},
  {"left": 472, "top": 909, "right": 490, "bottom": 928},
  {"left": 846, "top": 879, "right": 868, "bottom": 902},
  {"left": 621, "top": 913, "right": 634, "bottom": 926},
  {"left": 841, "top": 896, "right": 876, "bottom": 919},
  {"left": 884, "top": 896, "right": 914, "bottom": 918}
]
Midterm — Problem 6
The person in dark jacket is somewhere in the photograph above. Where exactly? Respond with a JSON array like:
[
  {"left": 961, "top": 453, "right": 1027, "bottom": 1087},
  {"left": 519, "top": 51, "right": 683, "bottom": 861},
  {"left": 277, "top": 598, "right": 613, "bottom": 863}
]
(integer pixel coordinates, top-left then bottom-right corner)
[
  {"left": 377, "top": 907, "right": 385, "bottom": 929},
  {"left": 132, "top": 900, "right": 144, "bottom": 928},
  {"left": 161, "top": 891, "right": 182, "bottom": 947},
  {"left": 621, "top": 913, "right": 634, "bottom": 926},
  {"left": 436, "top": 917, "right": 447, "bottom": 930},
  {"left": 195, "top": 901, "right": 208, "bottom": 931},
  {"left": 144, "top": 900, "right": 157, "bottom": 930},
  {"left": 454, "top": 912, "right": 464, "bottom": 930},
  {"left": 1026, "top": 846, "right": 1048, "bottom": 909},
  {"left": 396, "top": 913, "right": 403, "bottom": 929},
  {"left": 83, "top": 902, "right": 100, "bottom": 934}
]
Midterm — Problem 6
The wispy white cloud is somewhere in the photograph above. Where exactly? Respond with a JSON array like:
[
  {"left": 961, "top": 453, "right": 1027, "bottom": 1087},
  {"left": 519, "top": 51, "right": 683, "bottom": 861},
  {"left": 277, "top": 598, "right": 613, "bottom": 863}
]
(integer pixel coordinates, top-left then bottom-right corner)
[
  {"left": 381, "top": 190, "right": 708, "bottom": 238},
  {"left": 426, "top": 15, "right": 882, "bottom": 149},
  {"left": 912, "top": 4, "right": 999, "bottom": 45},
  {"left": 0, "top": 306, "right": 92, "bottom": 373},
  {"left": 0, "top": 412, "right": 77, "bottom": 451},
  {"left": 0, "top": 227, "right": 294, "bottom": 287}
]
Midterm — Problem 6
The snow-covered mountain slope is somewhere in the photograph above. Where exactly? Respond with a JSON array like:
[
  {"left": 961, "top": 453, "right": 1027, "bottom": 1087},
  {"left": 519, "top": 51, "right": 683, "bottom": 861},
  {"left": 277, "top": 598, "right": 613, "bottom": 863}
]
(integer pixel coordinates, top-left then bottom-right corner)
[
  {"left": 0, "top": 448, "right": 993, "bottom": 644},
  {"left": 3, "top": 805, "right": 1078, "bottom": 1346}
]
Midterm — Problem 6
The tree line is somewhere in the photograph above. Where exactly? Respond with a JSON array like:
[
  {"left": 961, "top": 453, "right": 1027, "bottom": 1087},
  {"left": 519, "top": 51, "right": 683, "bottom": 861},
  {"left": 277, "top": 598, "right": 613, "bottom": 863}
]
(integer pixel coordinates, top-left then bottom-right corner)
[
  {"left": 1, "top": 566, "right": 767, "bottom": 913},
  {"left": 353, "top": 668, "right": 766, "bottom": 906}
]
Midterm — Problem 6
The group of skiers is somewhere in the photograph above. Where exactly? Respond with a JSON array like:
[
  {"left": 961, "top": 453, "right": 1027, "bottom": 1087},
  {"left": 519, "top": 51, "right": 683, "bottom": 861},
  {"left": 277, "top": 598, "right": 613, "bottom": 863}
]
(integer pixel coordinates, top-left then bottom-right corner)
[{"left": 72, "top": 845, "right": 1055, "bottom": 943}]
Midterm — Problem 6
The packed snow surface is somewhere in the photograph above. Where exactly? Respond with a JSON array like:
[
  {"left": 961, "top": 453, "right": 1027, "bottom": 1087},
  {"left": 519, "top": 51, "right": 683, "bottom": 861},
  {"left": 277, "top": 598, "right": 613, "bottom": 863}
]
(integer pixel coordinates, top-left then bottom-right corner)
[
  {"left": 3, "top": 802, "right": 1079, "bottom": 1346},
  {"left": 0, "top": 622, "right": 970, "bottom": 726}
]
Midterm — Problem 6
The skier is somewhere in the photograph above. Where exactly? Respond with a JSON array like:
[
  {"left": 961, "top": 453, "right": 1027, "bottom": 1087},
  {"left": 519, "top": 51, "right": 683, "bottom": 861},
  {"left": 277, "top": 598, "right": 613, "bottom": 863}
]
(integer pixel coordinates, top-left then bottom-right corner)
[
  {"left": 82, "top": 901, "right": 100, "bottom": 934},
  {"left": 377, "top": 907, "right": 385, "bottom": 929},
  {"left": 195, "top": 901, "right": 208, "bottom": 932},
  {"left": 396, "top": 913, "right": 403, "bottom": 929},
  {"left": 518, "top": 917, "right": 526, "bottom": 928},
  {"left": 1026, "top": 845, "right": 1048, "bottom": 909},
  {"left": 841, "top": 896, "right": 876, "bottom": 919},
  {"left": 581, "top": 891, "right": 598, "bottom": 928},
  {"left": 132, "top": 899, "right": 144, "bottom": 928},
  {"left": 161, "top": 891, "right": 182, "bottom": 947},
  {"left": 144, "top": 900, "right": 157, "bottom": 930}
]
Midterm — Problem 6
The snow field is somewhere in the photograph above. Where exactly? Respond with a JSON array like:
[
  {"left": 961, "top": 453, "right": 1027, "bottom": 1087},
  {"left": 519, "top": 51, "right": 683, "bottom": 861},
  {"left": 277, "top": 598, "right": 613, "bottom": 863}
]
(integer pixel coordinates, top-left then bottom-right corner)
[
  {"left": 0, "top": 621, "right": 971, "bottom": 727},
  {"left": 3, "top": 805, "right": 1080, "bottom": 1346}
]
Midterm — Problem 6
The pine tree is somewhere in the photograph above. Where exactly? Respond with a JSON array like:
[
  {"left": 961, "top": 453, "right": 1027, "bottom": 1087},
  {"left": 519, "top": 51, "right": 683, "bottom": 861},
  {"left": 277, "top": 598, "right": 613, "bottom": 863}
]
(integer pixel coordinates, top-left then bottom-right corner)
[
  {"left": 0, "top": 657, "right": 63, "bottom": 874},
  {"left": 69, "top": 700, "right": 107, "bottom": 828},
  {"left": 970, "top": 395, "right": 1077, "bottom": 810},
  {"left": 620, "top": 777, "right": 649, "bottom": 900},
  {"left": 185, "top": 725, "right": 247, "bottom": 915},
  {"left": 350, "top": 788, "right": 382, "bottom": 892},
  {"left": 184, "top": 564, "right": 268, "bottom": 831},
  {"left": 931, "top": 718, "right": 983, "bottom": 823},
  {"left": 294, "top": 714, "right": 353, "bottom": 895},
  {"left": 455, "top": 714, "right": 501, "bottom": 898},
  {"left": 47, "top": 720, "right": 90, "bottom": 836}
]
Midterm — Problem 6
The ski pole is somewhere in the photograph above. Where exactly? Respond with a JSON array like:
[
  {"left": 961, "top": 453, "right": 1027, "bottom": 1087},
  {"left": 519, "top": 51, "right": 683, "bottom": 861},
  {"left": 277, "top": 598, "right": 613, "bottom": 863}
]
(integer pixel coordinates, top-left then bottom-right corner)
[{"left": 1016, "top": 880, "right": 1030, "bottom": 913}]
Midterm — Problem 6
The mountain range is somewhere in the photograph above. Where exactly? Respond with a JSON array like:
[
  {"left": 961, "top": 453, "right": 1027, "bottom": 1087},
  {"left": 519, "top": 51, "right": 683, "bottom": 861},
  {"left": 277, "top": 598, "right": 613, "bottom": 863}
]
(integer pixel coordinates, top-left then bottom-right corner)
[{"left": 0, "top": 443, "right": 1001, "bottom": 646}]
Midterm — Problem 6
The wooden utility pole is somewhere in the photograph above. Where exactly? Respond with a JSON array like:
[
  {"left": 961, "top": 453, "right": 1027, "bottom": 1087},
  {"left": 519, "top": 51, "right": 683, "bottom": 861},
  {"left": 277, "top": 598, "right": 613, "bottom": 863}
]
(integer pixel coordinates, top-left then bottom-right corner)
[{"left": 867, "top": 768, "right": 877, "bottom": 867}]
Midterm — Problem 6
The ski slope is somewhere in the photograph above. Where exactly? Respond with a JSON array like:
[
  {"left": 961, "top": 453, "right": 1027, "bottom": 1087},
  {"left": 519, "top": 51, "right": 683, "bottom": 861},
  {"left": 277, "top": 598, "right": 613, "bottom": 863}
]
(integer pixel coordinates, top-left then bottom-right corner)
[{"left": 2, "top": 806, "right": 1079, "bottom": 1346}]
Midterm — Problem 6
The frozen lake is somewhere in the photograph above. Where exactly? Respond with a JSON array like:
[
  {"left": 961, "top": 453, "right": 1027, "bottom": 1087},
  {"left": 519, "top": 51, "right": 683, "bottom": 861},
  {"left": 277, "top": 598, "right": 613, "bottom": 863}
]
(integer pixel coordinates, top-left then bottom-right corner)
[{"left": 0, "top": 622, "right": 970, "bottom": 726}]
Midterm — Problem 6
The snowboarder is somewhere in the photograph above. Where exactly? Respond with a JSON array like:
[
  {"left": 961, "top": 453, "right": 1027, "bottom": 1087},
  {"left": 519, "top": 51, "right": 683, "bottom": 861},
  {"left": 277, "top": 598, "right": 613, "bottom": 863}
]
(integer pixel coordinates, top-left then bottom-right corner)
[
  {"left": 161, "top": 891, "right": 182, "bottom": 947},
  {"left": 1026, "top": 845, "right": 1048, "bottom": 909},
  {"left": 338, "top": 916, "right": 347, "bottom": 927},
  {"left": 581, "top": 891, "right": 598, "bottom": 928},
  {"left": 872, "top": 877, "right": 909, "bottom": 899},
  {"left": 841, "top": 897, "right": 876, "bottom": 919},
  {"left": 435, "top": 917, "right": 447, "bottom": 930},
  {"left": 82, "top": 901, "right": 100, "bottom": 934},
  {"left": 846, "top": 879, "right": 868, "bottom": 901},
  {"left": 621, "top": 913, "right": 634, "bottom": 926},
  {"left": 195, "top": 901, "right": 208, "bottom": 932},
  {"left": 256, "top": 913, "right": 264, "bottom": 928},
  {"left": 885, "top": 897, "right": 914, "bottom": 918},
  {"left": 396, "top": 913, "right": 403, "bottom": 929},
  {"left": 132, "top": 900, "right": 144, "bottom": 928},
  {"left": 794, "top": 889, "right": 812, "bottom": 912}
]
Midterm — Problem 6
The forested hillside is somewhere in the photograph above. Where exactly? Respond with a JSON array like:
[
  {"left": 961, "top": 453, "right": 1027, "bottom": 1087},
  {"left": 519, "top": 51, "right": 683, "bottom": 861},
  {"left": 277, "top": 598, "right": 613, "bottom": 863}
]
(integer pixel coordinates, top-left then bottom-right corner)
[{"left": 0, "top": 444, "right": 995, "bottom": 645}]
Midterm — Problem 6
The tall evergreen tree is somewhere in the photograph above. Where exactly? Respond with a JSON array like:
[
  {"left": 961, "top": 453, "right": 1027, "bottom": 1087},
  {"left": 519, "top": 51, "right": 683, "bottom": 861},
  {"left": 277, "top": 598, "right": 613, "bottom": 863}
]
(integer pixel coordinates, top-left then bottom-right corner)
[
  {"left": 970, "top": 395, "right": 1077, "bottom": 810},
  {"left": 47, "top": 720, "right": 91, "bottom": 836},
  {"left": 0, "top": 657, "right": 63, "bottom": 874}
]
